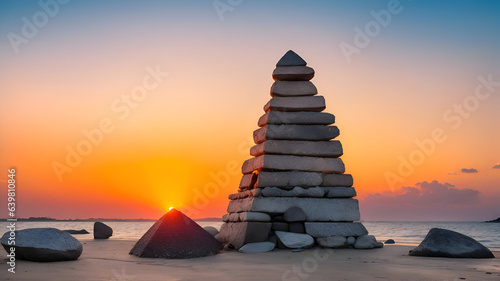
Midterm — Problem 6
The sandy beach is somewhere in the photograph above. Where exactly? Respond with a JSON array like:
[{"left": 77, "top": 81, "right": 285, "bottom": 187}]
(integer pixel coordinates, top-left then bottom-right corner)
[{"left": 1, "top": 238, "right": 498, "bottom": 281}]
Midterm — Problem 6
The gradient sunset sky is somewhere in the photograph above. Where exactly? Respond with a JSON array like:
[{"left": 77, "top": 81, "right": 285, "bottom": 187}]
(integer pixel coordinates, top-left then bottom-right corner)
[{"left": 1, "top": 0, "right": 499, "bottom": 221}]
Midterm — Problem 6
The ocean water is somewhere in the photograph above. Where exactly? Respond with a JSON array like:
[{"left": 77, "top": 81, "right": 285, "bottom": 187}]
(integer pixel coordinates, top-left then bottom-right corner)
[{"left": 2, "top": 221, "right": 499, "bottom": 250}]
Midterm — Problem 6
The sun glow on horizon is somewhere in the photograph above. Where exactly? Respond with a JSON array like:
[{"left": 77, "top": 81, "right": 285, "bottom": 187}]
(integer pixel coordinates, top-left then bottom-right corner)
[{"left": 169, "top": 206, "right": 174, "bottom": 211}]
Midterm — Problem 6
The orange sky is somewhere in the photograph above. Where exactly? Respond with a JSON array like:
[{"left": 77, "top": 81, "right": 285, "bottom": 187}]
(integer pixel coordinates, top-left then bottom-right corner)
[{"left": 1, "top": 1, "right": 499, "bottom": 221}]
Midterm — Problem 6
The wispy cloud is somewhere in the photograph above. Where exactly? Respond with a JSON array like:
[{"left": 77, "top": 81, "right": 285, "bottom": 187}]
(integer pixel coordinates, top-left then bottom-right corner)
[
  {"left": 493, "top": 164, "right": 500, "bottom": 169},
  {"left": 461, "top": 168, "right": 478, "bottom": 173},
  {"left": 364, "top": 180, "right": 480, "bottom": 205},
  {"left": 360, "top": 180, "right": 482, "bottom": 220}
]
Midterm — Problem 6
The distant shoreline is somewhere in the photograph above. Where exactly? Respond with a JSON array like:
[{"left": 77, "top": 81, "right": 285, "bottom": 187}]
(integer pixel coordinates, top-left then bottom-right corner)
[{"left": 0, "top": 217, "right": 222, "bottom": 222}]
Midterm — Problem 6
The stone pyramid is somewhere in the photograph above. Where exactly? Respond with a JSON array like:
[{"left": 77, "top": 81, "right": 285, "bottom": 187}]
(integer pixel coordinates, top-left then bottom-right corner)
[
  {"left": 130, "top": 209, "right": 222, "bottom": 258},
  {"left": 219, "top": 50, "right": 373, "bottom": 250}
]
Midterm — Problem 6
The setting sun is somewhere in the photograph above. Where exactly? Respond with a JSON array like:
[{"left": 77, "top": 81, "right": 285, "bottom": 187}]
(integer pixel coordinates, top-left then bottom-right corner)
[{"left": 169, "top": 207, "right": 174, "bottom": 211}]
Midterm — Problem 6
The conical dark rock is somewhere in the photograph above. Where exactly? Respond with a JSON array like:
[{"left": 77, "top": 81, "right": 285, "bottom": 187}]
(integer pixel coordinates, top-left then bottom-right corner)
[
  {"left": 276, "top": 50, "right": 307, "bottom": 66},
  {"left": 129, "top": 209, "right": 222, "bottom": 259}
]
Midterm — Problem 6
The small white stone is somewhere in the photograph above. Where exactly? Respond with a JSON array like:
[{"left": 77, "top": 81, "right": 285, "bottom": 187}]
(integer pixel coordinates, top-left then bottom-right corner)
[
  {"left": 354, "top": 235, "right": 383, "bottom": 249},
  {"left": 275, "top": 231, "right": 314, "bottom": 249},
  {"left": 238, "top": 242, "right": 275, "bottom": 253},
  {"left": 316, "top": 236, "right": 347, "bottom": 248}
]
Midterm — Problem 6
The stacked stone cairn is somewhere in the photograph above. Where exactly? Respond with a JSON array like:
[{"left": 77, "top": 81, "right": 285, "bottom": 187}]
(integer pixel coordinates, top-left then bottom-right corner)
[{"left": 219, "top": 50, "right": 382, "bottom": 251}]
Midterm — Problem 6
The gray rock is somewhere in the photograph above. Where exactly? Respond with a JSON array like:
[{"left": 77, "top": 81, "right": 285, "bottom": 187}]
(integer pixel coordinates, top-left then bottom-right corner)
[
  {"left": 276, "top": 50, "right": 307, "bottom": 66},
  {"left": 218, "top": 222, "right": 271, "bottom": 250},
  {"left": 354, "top": 235, "right": 384, "bottom": 249},
  {"left": 288, "top": 222, "right": 306, "bottom": 234},
  {"left": 322, "top": 173, "right": 354, "bottom": 187},
  {"left": 256, "top": 171, "right": 323, "bottom": 188},
  {"left": 284, "top": 207, "right": 307, "bottom": 222},
  {"left": 1, "top": 228, "right": 83, "bottom": 262},
  {"left": 272, "top": 222, "right": 289, "bottom": 232},
  {"left": 94, "top": 222, "right": 112, "bottom": 239},
  {"left": 258, "top": 111, "right": 335, "bottom": 127},
  {"left": 203, "top": 226, "right": 219, "bottom": 236},
  {"left": 347, "top": 236, "right": 356, "bottom": 246},
  {"left": 271, "top": 81, "right": 317, "bottom": 97},
  {"left": 305, "top": 222, "right": 368, "bottom": 237},
  {"left": 264, "top": 96, "right": 325, "bottom": 112},
  {"left": 385, "top": 239, "right": 395, "bottom": 244},
  {"left": 252, "top": 172, "right": 353, "bottom": 188},
  {"left": 250, "top": 140, "right": 343, "bottom": 158},
  {"left": 228, "top": 197, "right": 360, "bottom": 222},
  {"left": 316, "top": 236, "right": 347, "bottom": 248},
  {"left": 242, "top": 154, "right": 345, "bottom": 174},
  {"left": 239, "top": 212, "right": 271, "bottom": 222},
  {"left": 254, "top": 125, "right": 338, "bottom": 144},
  {"left": 260, "top": 186, "right": 324, "bottom": 198},
  {"left": 273, "top": 215, "right": 285, "bottom": 221},
  {"left": 409, "top": 228, "right": 495, "bottom": 258},
  {"left": 320, "top": 187, "right": 357, "bottom": 198},
  {"left": 63, "top": 229, "right": 89, "bottom": 234},
  {"left": 275, "top": 231, "right": 314, "bottom": 249},
  {"left": 238, "top": 242, "right": 275, "bottom": 253},
  {"left": 272, "top": 66, "right": 315, "bottom": 81}
]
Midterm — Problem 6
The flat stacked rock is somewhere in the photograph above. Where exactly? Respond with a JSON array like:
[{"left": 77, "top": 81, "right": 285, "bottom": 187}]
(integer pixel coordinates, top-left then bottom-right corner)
[{"left": 219, "top": 50, "right": 378, "bottom": 250}]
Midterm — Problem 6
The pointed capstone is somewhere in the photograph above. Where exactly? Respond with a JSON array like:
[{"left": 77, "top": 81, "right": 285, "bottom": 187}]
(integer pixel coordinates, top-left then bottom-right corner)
[
  {"left": 276, "top": 50, "right": 307, "bottom": 66},
  {"left": 129, "top": 209, "right": 222, "bottom": 258}
]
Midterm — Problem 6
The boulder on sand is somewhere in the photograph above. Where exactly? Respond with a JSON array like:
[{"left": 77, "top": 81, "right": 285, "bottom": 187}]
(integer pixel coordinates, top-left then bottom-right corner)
[
  {"left": 409, "top": 228, "right": 495, "bottom": 258},
  {"left": 354, "top": 235, "right": 383, "bottom": 249},
  {"left": 130, "top": 209, "right": 222, "bottom": 258},
  {"left": 1, "top": 228, "right": 83, "bottom": 262},
  {"left": 94, "top": 222, "right": 113, "bottom": 239}
]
